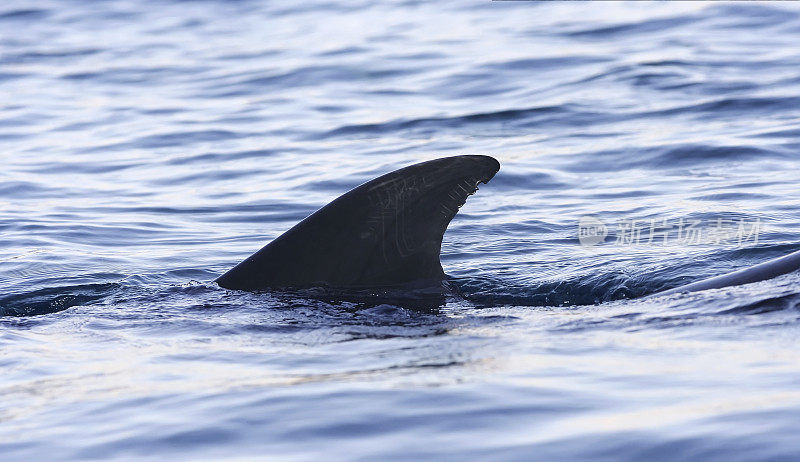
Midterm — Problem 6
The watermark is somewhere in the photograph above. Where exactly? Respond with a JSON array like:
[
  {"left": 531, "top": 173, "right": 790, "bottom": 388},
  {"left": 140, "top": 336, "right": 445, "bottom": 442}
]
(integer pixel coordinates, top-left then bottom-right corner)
[{"left": 578, "top": 216, "right": 761, "bottom": 248}]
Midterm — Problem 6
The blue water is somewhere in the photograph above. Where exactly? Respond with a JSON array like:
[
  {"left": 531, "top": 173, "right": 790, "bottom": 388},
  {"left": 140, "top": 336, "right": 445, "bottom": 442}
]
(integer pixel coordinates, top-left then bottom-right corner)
[{"left": 3, "top": 0, "right": 800, "bottom": 460}]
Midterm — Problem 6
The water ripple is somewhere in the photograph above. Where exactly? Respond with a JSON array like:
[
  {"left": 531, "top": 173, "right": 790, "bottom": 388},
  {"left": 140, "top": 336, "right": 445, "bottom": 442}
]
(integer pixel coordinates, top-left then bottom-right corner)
[{"left": 4, "top": 0, "right": 800, "bottom": 460}]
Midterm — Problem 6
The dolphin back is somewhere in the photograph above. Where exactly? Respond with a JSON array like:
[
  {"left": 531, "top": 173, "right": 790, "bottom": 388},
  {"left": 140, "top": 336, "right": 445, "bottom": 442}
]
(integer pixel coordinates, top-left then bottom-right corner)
[{"left": 654, "top": 249, "right": 800, "bottom": 297}]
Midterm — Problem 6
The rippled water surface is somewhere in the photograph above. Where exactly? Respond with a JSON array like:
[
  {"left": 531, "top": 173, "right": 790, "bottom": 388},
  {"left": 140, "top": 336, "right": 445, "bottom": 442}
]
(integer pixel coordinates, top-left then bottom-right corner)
[{"left": 4, "top": 1, "right": 800, "bottom": 460}]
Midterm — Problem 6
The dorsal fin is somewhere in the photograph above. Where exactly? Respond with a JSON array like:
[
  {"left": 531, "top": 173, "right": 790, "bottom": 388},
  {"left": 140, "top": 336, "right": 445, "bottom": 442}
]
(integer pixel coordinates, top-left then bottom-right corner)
[{"left": 216, "top": 155, "right": 500, "bottom": 291}]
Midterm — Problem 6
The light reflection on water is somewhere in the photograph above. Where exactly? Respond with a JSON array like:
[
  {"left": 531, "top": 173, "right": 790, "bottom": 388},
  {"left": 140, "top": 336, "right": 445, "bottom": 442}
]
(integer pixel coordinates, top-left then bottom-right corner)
[{"left": 3, "top": 0, "right": 800, "bottom": 460}]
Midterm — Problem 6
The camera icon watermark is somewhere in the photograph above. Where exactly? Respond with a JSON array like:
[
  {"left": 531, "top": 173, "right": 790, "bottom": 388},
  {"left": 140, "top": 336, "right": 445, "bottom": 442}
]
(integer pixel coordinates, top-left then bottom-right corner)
[
  {"left": 578, "top": 216, "right": 608, "bottom": 246},
  {"left": 578, "top": 216, "right": 761, "bottom": 247}
]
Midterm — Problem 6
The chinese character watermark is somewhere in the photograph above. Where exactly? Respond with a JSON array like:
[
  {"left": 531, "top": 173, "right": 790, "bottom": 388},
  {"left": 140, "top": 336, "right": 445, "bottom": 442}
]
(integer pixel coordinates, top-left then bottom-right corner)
[{"left": 578, "top": 216, "right": 761, "bottom": 248}]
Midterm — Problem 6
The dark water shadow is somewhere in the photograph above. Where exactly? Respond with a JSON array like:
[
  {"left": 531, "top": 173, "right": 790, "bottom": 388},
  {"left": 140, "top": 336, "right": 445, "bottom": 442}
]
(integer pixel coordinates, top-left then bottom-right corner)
[{"left": 0, "top": 283, "right": 118, "bottom": 317}]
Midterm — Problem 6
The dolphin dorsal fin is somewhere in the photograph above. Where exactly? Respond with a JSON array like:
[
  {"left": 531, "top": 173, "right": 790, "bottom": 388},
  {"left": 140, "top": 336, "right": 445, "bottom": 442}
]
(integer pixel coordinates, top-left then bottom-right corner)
[{"left": 216, "top": 155, "right": 500, "bottom": 291}]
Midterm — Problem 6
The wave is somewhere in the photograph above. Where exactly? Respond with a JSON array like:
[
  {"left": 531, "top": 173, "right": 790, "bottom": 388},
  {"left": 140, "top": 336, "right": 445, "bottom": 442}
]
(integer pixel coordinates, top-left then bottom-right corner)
[{"left": 0, "top": 283, "right": 117, "bottom": 317}]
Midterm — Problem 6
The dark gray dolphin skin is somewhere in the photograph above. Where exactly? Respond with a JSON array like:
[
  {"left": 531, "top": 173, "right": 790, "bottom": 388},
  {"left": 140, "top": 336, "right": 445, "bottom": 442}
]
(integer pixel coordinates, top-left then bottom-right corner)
[
  {"left": 653, "top": 249, "right": 800, "bottom": 297},
  {"left": 216, "top": 155, "right": 500, "bottom": 291},
  {"left": 217, "top": 153, "right": 800, "bottom": 296}
]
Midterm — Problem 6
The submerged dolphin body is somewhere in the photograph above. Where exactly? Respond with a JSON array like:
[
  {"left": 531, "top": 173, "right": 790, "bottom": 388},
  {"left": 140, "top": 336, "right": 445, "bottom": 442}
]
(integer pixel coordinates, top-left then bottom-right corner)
[
  {"left": 216, "top": 155, "right": 500, "bottom": 291},
  {"left": 652, "top": 249, "right": 800, "bottom": 298},
  {"left": 217, "top": 155, "right": 800, "bottom": 297}
]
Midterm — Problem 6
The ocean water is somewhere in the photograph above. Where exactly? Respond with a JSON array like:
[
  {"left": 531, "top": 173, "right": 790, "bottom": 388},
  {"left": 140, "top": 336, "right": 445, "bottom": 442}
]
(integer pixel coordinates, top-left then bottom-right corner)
[{"left": 3, "top": 0, "right": 800, "bottom": 460}]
